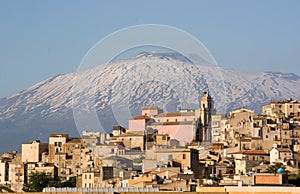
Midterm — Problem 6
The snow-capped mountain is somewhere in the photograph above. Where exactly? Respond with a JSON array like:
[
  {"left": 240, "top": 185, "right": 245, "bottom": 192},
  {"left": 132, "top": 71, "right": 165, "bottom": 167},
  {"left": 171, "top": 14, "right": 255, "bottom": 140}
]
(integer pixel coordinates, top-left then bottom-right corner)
[{"left": 0, "top": 52, "right": 299, "bottom": 153}]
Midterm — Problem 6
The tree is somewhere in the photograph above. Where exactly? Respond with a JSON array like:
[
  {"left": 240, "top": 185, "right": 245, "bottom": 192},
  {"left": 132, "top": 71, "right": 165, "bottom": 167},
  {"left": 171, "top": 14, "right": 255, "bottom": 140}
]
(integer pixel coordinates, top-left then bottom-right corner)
[
  {"left": 60, "top": 177, "right": 76, "bottom": 187},
  {"left": 288, "top": 170, "right": 300, "bottom": 186},
  {"left": 23, "top": 172, "right": 49, "bottom": 192},
  {"left": 263, "top": 164, "right": 285, "bottom": 174}
]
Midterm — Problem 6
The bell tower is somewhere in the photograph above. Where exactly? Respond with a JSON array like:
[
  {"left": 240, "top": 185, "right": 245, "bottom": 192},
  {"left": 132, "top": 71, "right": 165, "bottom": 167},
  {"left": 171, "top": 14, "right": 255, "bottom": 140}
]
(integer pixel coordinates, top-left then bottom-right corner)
[{"left": 199, "top": 91, "right": 215, "bottom": 142}]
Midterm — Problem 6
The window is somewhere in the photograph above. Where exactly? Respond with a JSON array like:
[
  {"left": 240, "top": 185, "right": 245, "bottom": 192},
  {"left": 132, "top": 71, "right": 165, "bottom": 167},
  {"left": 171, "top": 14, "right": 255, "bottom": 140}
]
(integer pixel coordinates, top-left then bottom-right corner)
[
  {"left": 290, "top": 105, "right": 293, "bottom": 108},
  {"left": 166, "top": 119, "right": 169, "bottom": 122},
  {"left": 183, "top": 154, "right": 186, "bottom": 159},
  {"left": 266, "top": 135, "right": 268, "bottom": 138},
  {"left": 162, "top": 135, "right": 166, "bottom": 140},
  {"left": 89, "top": 174, "right": 91, "bottom": 179}
]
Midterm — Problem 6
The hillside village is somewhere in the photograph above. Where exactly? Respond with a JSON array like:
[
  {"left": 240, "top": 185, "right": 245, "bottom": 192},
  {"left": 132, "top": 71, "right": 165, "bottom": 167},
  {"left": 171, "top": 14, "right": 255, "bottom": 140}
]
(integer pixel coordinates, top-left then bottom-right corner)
[{"left": 1, "top": 91, "right": 300, "bottom": 192}]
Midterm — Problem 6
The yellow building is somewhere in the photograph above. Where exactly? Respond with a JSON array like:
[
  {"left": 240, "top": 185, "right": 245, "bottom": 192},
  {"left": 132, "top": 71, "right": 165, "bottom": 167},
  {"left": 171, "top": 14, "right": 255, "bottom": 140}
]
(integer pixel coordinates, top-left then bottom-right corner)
[
  {"left": 117, "top": 131, "right": 145, "bottom": 151},
  {"left": 156, "top": 134, "right": 170, "bottom": 147}
]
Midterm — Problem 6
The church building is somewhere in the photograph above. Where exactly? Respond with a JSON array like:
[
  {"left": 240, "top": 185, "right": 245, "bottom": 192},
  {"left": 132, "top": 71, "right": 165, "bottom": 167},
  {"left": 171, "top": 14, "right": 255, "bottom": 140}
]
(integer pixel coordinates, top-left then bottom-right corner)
[{"left": 128, "top": 91, "right": 216, "bottom": 145}]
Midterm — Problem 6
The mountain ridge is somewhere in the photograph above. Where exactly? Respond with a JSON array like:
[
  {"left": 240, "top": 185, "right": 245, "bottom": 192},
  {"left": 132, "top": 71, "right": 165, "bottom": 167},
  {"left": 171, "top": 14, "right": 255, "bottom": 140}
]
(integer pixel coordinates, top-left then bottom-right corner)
[{"left": 0, "top": 53, "right": 299, "bottom": 153}]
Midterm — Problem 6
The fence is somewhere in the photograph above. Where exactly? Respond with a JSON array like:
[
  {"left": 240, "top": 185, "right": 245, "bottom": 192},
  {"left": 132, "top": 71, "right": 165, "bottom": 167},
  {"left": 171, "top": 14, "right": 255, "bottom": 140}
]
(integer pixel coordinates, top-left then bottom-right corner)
[{"left": 43, "top": 187, "right": 159, "bottom": 192}]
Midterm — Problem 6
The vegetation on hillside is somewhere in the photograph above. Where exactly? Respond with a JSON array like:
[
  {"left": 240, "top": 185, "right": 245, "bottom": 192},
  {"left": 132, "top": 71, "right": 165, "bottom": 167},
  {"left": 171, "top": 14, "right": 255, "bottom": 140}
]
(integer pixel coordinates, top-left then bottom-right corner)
[{"left": 22, "top": 172, "right": 76, "bottom": 192}]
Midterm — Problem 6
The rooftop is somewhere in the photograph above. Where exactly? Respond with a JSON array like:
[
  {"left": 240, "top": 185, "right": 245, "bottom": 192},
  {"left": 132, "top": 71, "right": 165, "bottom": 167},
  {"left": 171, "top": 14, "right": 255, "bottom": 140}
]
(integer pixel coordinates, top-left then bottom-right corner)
[
  {"left": 22, "top": 140, "right": 47, "bottom": 144},
  {"left": 155, "top": 111, "right": 195, "bottom": 117},
  {"left": 270, "top": 99, "right": 299, "bottom": 104},
  {"left": 118, "top": 131, "right": 144, "bottom": 137},
  {"left": 67, "top": 138, "right": 82, "bottom": 143},
  {"left": 149, "top": 121, "right": 194, "bottom": 126},
  {"left": 142, "top": 105, "right": 162, "bottom": 110},
  {"left": 106, "top": 142, "right": 125, "bottom": 147},
  {"left": 49, "top": 133, "right": 69, "bottom": 138},
  {"left": 277, "top": 147, "right": 292, "bottom": 152},
  {"left": 228, "top": 150, "right": 269, "bottom": 155},
  {"left": 131, "top": 115, "right": 152, "bottom": 120}
]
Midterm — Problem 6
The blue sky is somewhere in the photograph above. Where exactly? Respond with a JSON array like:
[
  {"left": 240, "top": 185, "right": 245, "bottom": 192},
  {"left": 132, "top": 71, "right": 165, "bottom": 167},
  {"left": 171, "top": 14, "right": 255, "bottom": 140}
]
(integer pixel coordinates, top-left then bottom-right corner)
[{"left": 0, "top": 0, "right": 299, "bottom": 98}]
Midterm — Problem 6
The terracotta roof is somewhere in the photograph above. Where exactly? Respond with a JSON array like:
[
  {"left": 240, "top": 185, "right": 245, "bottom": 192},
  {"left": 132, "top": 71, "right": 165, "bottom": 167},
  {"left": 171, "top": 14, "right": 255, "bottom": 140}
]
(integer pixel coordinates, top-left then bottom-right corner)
[
  {"left": 149, "top": 121, "right": 194, "bottom": 126},
  {"left": 213, "top": 143, "right": 225, "bottom": 145},
  {"left": 228, "top": 150, "right": 268, "bottom": 155},
  {"left": 188, "top": 142, "right": 200, "bottom": 146},
  {"left": 156, "top": 112, "right": 195, "bottom": 117},
  {"left": 131, "top": 115, "right": 152, "bottom": 120}
]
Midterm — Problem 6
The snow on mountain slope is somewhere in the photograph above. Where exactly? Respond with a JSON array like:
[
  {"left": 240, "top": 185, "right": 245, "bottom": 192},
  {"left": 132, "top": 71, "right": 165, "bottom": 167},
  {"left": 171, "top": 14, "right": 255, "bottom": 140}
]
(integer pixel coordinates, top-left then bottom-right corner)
[{"left": 0, "top": 52, "right": 299, "bottom": 153}]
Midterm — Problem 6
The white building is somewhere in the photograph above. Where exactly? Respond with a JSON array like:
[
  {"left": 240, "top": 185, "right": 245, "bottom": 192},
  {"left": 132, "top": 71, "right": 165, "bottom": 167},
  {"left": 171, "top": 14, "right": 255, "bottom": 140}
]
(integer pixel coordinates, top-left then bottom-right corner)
[
  {"left": 211, "top": 114, "right": 227, "bottom": 142},
  {"left": 0, "top": 159, "right": 9, "bottom": 184},
  {"left": 270, "top": 145, "right": 293, "bottom": 163}
]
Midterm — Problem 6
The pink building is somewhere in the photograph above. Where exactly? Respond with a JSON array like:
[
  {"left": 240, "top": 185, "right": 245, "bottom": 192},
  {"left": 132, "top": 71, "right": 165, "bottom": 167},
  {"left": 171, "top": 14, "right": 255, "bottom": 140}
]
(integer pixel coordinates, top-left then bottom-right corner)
[{"left": 128, "top": 91, "right": 215, "bottom": 146}]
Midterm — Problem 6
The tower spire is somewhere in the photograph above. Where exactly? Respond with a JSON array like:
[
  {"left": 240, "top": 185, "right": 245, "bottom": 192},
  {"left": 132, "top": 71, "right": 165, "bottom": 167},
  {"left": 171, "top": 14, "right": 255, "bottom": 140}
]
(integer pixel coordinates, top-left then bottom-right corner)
[{"left": 199, "top": 91, "right": 215, "bottom": 142}]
